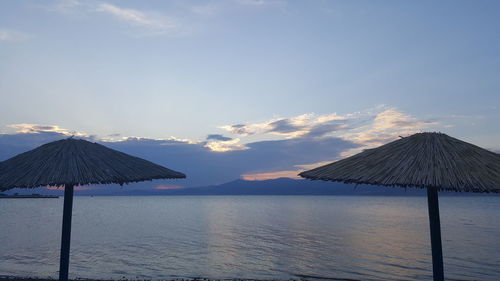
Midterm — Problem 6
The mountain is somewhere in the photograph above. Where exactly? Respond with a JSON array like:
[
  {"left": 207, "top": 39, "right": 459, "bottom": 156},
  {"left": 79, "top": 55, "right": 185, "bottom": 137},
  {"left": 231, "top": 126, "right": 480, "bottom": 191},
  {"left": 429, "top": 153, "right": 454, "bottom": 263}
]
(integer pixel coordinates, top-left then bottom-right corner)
[
  {"left": 158, "top": 178, "right": 429, "bottom": 196},
  {"left": 3, "top": 178, "right": 491, "bottom": 196}
]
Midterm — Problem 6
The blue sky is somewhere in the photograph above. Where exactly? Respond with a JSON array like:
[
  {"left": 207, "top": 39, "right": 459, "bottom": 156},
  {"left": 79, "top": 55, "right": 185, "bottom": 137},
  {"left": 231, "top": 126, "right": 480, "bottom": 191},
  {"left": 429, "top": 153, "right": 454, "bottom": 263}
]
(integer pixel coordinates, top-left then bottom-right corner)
[{"left": 1, "top": 1, "right": 499, "bottom": 188}]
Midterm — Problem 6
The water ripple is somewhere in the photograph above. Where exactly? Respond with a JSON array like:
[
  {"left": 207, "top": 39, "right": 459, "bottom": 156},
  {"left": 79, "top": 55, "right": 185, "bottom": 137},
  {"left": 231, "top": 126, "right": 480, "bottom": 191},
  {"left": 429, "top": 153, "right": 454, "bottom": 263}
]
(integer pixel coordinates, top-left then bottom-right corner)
[{"left": 1, "top": 196, "right": 499, "bottom": 281}]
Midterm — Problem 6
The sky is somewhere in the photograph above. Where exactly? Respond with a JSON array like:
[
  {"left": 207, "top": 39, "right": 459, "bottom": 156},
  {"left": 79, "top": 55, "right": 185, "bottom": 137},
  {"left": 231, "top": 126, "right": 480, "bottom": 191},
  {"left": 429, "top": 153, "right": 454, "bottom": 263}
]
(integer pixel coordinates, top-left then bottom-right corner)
[{"left": 1, "top": 0, "right": 499, "bottom": 189}]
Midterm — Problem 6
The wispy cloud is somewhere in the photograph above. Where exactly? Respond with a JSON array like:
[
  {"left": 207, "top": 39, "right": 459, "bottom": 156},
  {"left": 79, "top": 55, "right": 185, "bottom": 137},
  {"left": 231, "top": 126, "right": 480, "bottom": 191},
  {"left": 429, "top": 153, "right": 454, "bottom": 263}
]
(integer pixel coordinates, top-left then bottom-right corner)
[
  {"left": 52, "top": 0, "right": 180, "bottom": 36},
  {"left": 50, "top": 0, "right": 289, "bottom": 37},
  {"left": 343, "top": 108, "right": 438, "bottom": 147},
  {"left": 95, "top": 3, "right": 177, "bottom": 35},
  {"left": 221, "top": 112, "right": 357, "bottom": 138},
  {"left": 0, "top": 29, "right": 28, "bottom": 42},
  {"left": 221, "top": 107, "right": 437, "bottom": 147}
]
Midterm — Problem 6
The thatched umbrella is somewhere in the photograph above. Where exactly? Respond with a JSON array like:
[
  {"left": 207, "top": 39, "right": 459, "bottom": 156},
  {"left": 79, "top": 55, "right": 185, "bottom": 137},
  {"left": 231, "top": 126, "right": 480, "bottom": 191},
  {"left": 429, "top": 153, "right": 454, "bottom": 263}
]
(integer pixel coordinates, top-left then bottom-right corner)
[
  {"left": 299, "top": 132, "right": 500, "bottom": 281},
  {"left": 0, "top": 138, "right": 186, "bottom": 281}
]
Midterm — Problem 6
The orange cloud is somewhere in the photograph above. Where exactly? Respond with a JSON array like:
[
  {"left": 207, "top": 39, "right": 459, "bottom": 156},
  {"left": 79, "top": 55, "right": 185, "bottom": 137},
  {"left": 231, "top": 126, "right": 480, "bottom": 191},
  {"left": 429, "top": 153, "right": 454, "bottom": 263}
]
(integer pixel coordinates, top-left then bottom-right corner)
[
  {"left": 241, "top": 170, "right": 302, "bottom": 181},
  {"left": 154, "top": 185, "right": 184, "bottom": 190}
]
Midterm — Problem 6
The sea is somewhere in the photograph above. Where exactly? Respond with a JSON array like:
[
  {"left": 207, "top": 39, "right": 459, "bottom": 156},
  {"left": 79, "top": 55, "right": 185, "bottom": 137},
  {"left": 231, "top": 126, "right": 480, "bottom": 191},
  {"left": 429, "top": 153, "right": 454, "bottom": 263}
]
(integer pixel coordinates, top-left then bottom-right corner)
[{"left": 0, "top": 196, "right": 499, "bottom": 281}]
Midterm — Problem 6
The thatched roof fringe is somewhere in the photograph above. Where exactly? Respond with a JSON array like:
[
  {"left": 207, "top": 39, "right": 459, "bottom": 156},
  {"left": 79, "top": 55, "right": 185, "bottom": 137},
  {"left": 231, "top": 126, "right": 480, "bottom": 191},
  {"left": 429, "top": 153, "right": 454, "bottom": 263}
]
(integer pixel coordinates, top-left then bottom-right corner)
[
  {"left": 0, "top": 138, "right": 185, "bottom": 190},
  {"left": 299, "top": 132, "right": 500, "bottom": 193}
]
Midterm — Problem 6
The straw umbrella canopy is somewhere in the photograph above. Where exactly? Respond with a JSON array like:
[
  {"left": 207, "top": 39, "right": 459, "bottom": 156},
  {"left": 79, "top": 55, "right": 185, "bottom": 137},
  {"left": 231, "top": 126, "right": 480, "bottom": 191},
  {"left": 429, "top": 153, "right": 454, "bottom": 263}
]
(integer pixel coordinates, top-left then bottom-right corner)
[
  {"left": 299, "top": 132, "right": 500, "bottom": 281},
  {"left": 0, "top": 138, "right": 186, "bottom": 281}
]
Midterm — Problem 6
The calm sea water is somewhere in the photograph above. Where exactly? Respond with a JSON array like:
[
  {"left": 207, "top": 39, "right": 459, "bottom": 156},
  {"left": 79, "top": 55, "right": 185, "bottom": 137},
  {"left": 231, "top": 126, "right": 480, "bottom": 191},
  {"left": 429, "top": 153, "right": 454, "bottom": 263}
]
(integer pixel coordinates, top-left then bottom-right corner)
[{"left": 0, "top": 196, "right": 499, "bottom": 281}]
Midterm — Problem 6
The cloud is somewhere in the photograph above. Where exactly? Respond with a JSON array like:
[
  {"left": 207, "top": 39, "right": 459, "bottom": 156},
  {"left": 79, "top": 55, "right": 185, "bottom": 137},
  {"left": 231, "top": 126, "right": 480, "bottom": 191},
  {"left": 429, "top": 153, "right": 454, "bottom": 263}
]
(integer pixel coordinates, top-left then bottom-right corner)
[
  {"left": 215, "top": 107, "right": 439, "bottom": 180},
  {"left": 0, "top": 107, "right": 440, "bottom": 187},
  {"left": 0, "top": 127, "right": 356, "bottom": 187},
  {"left": 95, "top": 3, "right": 177, "bottom": 34},
  {"left": 206, "top": 134, "right": 232, "bottom": 141},
  {"left": 108, "top": 136, "right": 198, "bottom": 146},
  {"left": 220, "top": 123, "right": 262, "bottom": 136},
  {"left": 344, "top": 108, "right": 438, "bottom": 147},
  {"left": 221, "top": 107, "right": 437, "bottom": 146},
  {"left": 235, "top": 107, "right": 438, "bottom": 180},
  {"left": 271, "top": 113, "right": 351, "bottom": 138},
  {"left": 373, "top": 108, "right": 431, "bottom": 131},
  {"left": 51, "top": 0, "right": 179, "bottom": 36},
  {"left": 204, "top": 138, "right": 248, "bottom": 152},
  {"left": 221, "top": 112, "right": 355, "bottom": 139},
  {"left": 0, "top": 29, "right": 28, "bottom": 42},
  {"left": 220, "top": 113, "right": 350, "bottom": 138},
  {"left": 170, "top": 135, "right": 354, "bottom": 182},
  {"left": 267, "top": 116, "right": 349, "bottom": 138},
  {"left": 7, "top": 123, "right": 90, "bottom": 138},
  {"left": 305, "top": 122, "right": 347, "bottom": 138},
  {"left": 267, "top": 119, "right": 305, "bottom": 135}
]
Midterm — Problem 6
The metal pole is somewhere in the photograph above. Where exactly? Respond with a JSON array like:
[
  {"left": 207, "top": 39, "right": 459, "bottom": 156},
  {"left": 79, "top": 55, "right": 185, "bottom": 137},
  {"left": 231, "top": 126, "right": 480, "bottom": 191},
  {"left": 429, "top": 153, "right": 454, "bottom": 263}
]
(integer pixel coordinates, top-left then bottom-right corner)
[
  {"left": 427, "top": 187, "right": 444, "bottom": 281},
  {"left": 59, "top": 184, "right": 74, "bottom": 281}
]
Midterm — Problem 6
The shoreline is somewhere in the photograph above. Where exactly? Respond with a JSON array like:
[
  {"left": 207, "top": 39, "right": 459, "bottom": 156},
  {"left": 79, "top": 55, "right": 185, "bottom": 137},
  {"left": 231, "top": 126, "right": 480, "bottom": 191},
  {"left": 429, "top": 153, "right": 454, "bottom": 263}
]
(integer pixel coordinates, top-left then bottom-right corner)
[
  {"left": 0, "top": 194, "right": 59, "bottom": 199},
  {"left": 0, "top": 276, "right": 357, "bottom": 281}
]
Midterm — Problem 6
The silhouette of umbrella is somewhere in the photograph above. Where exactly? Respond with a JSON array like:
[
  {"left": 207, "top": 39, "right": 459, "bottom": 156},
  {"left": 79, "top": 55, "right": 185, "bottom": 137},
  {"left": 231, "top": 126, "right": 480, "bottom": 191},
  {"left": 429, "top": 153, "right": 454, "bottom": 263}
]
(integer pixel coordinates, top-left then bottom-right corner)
[
  {"left": 299, "top": 132, "right": 500, "bottom": 281},
  {"left": 0, "top": 138, "right": 186, "bottom": 281}
]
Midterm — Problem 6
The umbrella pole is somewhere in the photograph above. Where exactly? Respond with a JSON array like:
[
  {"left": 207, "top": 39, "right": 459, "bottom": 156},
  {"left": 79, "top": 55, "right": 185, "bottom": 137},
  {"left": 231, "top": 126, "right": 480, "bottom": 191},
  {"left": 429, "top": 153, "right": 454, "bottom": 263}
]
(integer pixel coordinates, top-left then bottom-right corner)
[
  {"left": 59, "top": 184, "right": 74, "bottom": 281},
  {"left": 427, "top": 187, "right": 444, "bottom": 281}
]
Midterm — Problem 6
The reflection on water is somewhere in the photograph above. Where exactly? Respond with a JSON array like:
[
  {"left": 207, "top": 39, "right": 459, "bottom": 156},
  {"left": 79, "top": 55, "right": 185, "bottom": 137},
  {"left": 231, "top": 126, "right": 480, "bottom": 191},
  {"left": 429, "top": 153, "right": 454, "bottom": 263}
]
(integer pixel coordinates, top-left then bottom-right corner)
[{"left": 0, "top": 196, "right": 499, "bottom": 280}]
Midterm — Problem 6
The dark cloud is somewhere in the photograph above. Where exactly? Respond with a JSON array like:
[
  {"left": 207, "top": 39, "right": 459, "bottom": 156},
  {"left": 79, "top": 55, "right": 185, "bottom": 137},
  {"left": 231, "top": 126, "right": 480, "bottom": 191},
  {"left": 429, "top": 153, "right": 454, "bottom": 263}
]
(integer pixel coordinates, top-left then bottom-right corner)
[
  {"left": 239, "top": 137, "right": 358, "bottom": 172},
  {"left": 267, "top": 119, "right": 304, "bottom": 134},
  {"left": 0, "top": 131, "right": 358, "bottom": 189},
  {"left": 206, "top": 134, "right": 232, "bottom": 141},
  {"left": 33, "top": 125, "right": 55, "bottom": 131},
  {"left": 304, "top": 122, "right": 345, "bottom": 138},
  {"left": 0, "top": 132, "right": 96, "bottom": 160},
  {"left": 106, "top": 135, "right": 357, "bottom": 187},
  {"left": 226, "top": 124, "right": 254, "bottom": 135}
]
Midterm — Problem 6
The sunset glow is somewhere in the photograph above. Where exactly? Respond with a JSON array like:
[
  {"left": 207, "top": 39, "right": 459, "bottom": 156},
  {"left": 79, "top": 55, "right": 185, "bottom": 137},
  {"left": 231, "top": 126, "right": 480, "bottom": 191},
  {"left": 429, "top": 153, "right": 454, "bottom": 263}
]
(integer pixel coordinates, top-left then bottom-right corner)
[
  {"left": 154, "top": 185, "right": 184, "bottom": 190},
  {"left": 242, "top": 170, "right": 302, "bottom": 181}
]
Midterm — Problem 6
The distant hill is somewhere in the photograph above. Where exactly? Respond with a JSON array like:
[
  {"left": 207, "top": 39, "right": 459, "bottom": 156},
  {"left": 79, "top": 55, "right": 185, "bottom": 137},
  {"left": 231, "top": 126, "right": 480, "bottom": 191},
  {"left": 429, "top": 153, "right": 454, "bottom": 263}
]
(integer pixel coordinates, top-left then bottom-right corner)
[
  {"left": 80, "top": 178, "right": 445, "bottom": 196},
  {"left": 3, "top": 178, "right": 491, "bottom": 196},
  {"left": 158, "top": 177, "right": 430, "bottom": 196}
]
